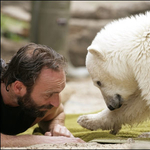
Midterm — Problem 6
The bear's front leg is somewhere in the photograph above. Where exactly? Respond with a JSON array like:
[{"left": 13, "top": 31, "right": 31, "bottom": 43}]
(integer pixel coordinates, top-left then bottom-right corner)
[{"left": 77, "top": 109, "right": 122, "bottom": 135}]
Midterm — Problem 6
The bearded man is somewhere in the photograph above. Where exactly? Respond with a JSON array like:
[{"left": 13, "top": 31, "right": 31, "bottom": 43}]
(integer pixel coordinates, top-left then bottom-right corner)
[{"left": 1, "top": 43, "right": 84, "bottom": 147}]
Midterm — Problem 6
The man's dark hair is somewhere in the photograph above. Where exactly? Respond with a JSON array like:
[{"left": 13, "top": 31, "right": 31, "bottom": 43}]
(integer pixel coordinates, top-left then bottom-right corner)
[{"left": 1, "top": 43, "right": 67, "bottom": 92}]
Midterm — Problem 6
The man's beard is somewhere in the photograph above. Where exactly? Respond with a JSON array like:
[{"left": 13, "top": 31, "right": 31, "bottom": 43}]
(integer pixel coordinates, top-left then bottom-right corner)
[{"left": 17, "top": 92, "right": 53, "bottom": 118}]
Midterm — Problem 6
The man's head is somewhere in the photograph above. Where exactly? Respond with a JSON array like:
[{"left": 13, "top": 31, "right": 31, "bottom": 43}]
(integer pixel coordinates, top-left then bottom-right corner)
[{"left": 2, "top": 43, "right": 67, "bottom": 117}]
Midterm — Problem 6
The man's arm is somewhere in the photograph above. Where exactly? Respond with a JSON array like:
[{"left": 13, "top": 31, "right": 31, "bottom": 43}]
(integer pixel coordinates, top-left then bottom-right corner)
[
  {"left": 38, "top": 103, "right": 73, "bottom": 137},
  {"left": 1, "top": 133, "right": 84, "bottom": 147},
  {"left": 1, "top": 100, "right": 85, "bottom": 147}
]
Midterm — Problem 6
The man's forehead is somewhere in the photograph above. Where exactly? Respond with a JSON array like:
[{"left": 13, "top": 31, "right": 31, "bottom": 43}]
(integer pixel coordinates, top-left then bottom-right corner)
[
  {"left": 37, "top": 67, "right": 65, "bottom": 80},
  {"left": 34, "top": 67, "right": 66, "bottom": 89},
  {"left": 42, "top": 67, "right": 65, "bottom": 75}
]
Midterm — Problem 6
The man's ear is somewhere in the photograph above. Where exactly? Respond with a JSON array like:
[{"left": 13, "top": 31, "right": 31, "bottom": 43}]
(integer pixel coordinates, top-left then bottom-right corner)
[
  {"left": 13, "top": 81, "right": 27, "bottom": 96},
  {"left": 87, "top": 45, "right": 106, "bottom": 61}
]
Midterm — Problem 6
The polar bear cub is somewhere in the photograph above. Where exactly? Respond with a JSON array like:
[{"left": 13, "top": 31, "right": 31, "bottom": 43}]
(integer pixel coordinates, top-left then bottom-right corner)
[{"left": 77, "top": 11, "right": 150, "bottom": 135}]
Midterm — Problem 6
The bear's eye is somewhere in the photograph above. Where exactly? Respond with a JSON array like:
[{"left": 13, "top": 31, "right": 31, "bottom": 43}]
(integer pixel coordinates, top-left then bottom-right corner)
[{"left": 97, "top": 81, "right": 101, "bottom": 86}]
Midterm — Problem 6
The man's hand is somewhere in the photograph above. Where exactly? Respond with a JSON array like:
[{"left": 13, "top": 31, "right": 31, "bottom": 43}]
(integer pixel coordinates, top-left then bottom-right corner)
[{"left": 45, "top": 124, "right": 74, "bottom": 137}]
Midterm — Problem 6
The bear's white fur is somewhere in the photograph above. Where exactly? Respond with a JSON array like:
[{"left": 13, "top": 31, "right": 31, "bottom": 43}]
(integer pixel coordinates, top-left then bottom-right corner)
[{"left": 77, "top": 11, "right": 150, "bottom": 135}]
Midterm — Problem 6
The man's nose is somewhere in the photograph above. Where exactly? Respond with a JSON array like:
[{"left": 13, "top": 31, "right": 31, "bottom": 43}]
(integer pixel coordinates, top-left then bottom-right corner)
[{"left": 50, "top": 94, "right": 60, "bottom": 107}]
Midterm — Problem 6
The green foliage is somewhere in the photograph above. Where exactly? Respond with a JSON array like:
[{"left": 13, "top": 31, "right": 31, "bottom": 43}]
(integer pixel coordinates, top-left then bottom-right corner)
[{"left": 1, "top": 14, "right": 29, "bottom": 42}]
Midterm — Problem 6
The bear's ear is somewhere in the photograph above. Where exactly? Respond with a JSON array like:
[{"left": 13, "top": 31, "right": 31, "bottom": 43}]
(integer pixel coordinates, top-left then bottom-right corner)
[{"left": 87, "top": 46, "right": 106, "bottom": 61}]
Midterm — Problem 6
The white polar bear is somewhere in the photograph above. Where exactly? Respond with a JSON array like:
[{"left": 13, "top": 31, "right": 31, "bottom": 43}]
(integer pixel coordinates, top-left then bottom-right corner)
[{"left": 77, "top": 11, "right": 150, "bottom": 135}]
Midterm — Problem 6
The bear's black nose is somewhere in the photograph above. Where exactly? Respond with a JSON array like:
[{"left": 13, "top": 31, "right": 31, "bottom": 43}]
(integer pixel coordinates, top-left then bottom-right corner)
[{"left": 108, "top": 105, "right": 115, "bottom": 111}]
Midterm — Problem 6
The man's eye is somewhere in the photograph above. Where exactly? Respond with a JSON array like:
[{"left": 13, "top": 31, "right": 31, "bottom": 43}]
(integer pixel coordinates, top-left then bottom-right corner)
[
  {"left": 46, "top": 94, "right": 53, "bottom": 98},
  {"left": 49, "top": 93, "right": 53, "bottom": 97},
  {"left": 97, "top": 81, "right": 101, "bottom": 86}
]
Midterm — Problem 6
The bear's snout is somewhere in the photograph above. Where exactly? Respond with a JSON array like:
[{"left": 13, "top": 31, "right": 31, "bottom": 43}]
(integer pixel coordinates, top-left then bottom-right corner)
[{"left": 107, "top": 94, "right": 123, "bottom": 111}]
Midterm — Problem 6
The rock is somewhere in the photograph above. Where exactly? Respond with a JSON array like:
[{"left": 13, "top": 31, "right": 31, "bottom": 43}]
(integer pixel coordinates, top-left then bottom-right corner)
[
  {"left": 1, "top": 1, "right": 31, "bottom": 13},
  {"left": 68, "top": 19, "right": 111, "bottom": 66},
  {"left": 1, "top": 6, "right": 31, "bottom": 22},
  {"left": 70, "top": 1, "right": 150, "bottom": 19}
]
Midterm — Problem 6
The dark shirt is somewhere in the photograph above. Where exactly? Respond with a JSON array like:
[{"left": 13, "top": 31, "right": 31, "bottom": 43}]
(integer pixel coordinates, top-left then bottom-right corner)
[{"left": 0, "top": 93, "right": 36, "bottom": 135}]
